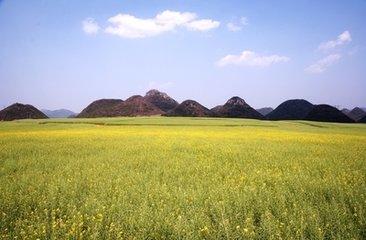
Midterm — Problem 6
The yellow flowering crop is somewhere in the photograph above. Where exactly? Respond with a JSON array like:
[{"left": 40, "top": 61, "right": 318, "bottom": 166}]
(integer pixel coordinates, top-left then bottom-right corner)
[{"left": 0, "top": 117, "right": 365, "bottom": 239}]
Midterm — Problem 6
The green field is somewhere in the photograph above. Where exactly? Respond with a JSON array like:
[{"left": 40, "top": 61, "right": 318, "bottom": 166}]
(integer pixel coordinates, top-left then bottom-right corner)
[{"left": 0, "top": 117, "right": 365, "bottom": 239}]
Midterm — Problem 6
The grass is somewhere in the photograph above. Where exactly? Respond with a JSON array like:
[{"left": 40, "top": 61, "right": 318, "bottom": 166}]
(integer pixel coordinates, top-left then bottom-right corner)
[{"left": 0, "top": 117, "right": 365, "bottom": 239}]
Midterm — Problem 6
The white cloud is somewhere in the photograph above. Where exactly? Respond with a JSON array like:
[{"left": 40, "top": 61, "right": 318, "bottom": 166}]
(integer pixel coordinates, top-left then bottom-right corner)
[
  {"left": 82, "top": 18, "right": 100, "bottom": 34},
  {"left": 319, "top": 31, "right": 352, "bottom": 50},
  {"left": 156, "top": 10, "right": 196, "bottom": 27},
  {"left": 105, "top": 10, "right": 219, "bottom": 38},
  {"left": 216, "top": 50, "right": 290, "bottom": 67},
  {"left": 227, "top": 16, "right": 248, "bottom": 32},
  {"left": 185, "top": 19, "right": 220, "bottom": 31},
  {"left": 306, "top": 54, "right": 341, "bottom": 73},
  {"left": 227, "top": 23, "right": 241, "bottom": 32},
  {"left": 105, "top": 14, "right": 167, "bottom": 38}
]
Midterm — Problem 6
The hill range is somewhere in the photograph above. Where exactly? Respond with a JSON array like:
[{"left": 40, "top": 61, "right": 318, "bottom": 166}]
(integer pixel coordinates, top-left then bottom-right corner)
[{"left": 1, "top": 89, "right": 365, "bottom": 123}]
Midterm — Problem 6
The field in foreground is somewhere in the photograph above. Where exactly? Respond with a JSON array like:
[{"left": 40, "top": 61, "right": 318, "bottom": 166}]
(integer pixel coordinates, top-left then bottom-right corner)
[{"left": 0, "top": 117, "right": 365, "bottom": 239}]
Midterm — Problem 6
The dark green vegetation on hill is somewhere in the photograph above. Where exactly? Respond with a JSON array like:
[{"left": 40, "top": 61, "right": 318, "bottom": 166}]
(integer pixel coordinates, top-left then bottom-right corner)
[
  {"left": 305, "top": 104, "right": 354, "bottom": 123},
  {"left": 163, "top": 100, "right": 211, "bottom": 117},
  {"left": 0, "top": 117, "right": 365, "bottom": 239},
  {"left": 267, "top": 100, "right": 354, "bottom": 123},
  {"left": 358, "top": 115, "right": 366, "bottom": 123},
  {"left": 210, "top": 97, "right": 264, "bottom": 119},
  {"left": 266, "top": 99, "right": 314, "bottom": 120}
]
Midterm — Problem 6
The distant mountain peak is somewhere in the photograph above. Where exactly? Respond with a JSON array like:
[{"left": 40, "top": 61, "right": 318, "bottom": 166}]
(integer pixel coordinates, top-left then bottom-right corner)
[
  {"left": 212, "top": 96, "right": 263, "bottom": 119},
  {"left": 144, "top": 89, "right": 178, "bottom": 112},
  {"left": 145, "top": 89, "right": 170, "bottom": 99},
  {"left": 225, "top": 96, "right": 247, "bottom": 106}
]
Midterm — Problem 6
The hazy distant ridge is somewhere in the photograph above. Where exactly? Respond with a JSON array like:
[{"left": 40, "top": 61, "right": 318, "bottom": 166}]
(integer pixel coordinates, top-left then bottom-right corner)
[{"left": 42, "top": 109, "right": 76, "bottom": 118}]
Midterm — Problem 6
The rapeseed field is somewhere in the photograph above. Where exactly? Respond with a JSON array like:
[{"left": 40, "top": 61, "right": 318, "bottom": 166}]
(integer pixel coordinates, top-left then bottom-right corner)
[{"left": 0, "top": 118, "right": 365, "bottom": 239}]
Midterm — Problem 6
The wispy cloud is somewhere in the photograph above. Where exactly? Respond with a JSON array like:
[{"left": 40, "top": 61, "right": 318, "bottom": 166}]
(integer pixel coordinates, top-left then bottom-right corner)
[
  {"left": 319, "top": 31, "right": 352, "bottom": 50},
  {"left": 227, "top": 16, "right": 248, "bottom": 32},
  {"left": 82, "top": 18, "right": 100, "bottom": 34},
  {"left": 240, "top": 17, "right": 248, "bottom": 25},
  {"left": 216, "top": 50, "right": 289, "bottom": 67},
  {"left": 105, "top": 10, "right": 219, "bottom": 38},
  {"left": 227, "top": 23, "right": 241, "bottom": 32},
  {"left": 306, "top": 54, "right": 341, "bottom": 73}
]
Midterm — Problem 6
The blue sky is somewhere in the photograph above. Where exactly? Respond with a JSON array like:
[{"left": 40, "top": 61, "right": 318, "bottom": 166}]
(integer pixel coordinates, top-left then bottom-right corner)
[{"left": 1, "top": 0, "right": 365, "bottom": 112}]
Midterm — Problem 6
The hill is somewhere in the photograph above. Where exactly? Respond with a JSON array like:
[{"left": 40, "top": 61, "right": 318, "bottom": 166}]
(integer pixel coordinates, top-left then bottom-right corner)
[
  {"left": 77, "top": 99, "right": 124, "bottom": 118},
  {"left": 144, "top": 89, "right": 179, "bottom": 112},
  {"left": 114, "top": 95, "right": 164, "bottom": 116},
  {"left": 163, "top": 100, "right": 211, "bottom": 117},
  {"left": 346, "top": 107, "right": 366, "bottom": 122},
  {"left": 256, "top": 107, "right": 273, "bottom": 116},
  {"left": 211, "top": 96, "right": 263, "bottom": 119},
  {"left": 42, "top": 109, "right": 76, "bottom": 118},
  {"left": 358, "top": 115, "right": 366, "bottom": 123},
  {"left": 0, "top": 103, "right": 48, "bottom": 121},
  {"left": 210, "top": 105, "right": 223, "bottom": 115},
  {"left": 267, "top": 99, "right": 314, "bottom": 120},
  {"left": 305, "top": 104, "right": 354, "bottom": 123}
]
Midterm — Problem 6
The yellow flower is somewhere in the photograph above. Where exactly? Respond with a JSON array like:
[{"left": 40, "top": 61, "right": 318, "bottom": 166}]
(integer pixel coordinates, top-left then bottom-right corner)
[{"left": 200, "top": 226, "right": 209, "bottom": 232}]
